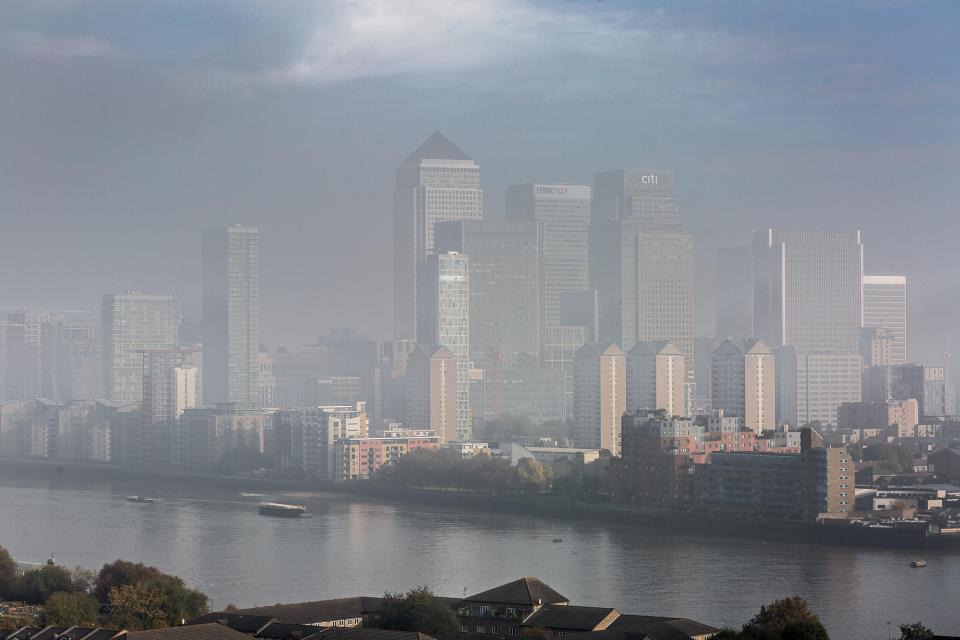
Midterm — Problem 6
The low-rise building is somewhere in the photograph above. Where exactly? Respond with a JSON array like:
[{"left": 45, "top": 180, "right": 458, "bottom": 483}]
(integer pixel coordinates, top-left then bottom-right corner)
[{"left": 333, "top": 435, "right": 439, "bottom": 481}]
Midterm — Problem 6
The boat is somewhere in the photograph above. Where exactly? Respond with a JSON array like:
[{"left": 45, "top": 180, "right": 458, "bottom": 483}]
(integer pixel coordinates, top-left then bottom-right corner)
[
  {"left": 258, "top": 502, "right": 306, "bottom": 518},
  {"left": 552, "top": 538, "right": 563, "bottom": 543},
  {"left": 910, "top": 559, "right": 926, "bottom": 568},
  {"left": 126, "top": 496, "right": 160, "bottom": 503}
]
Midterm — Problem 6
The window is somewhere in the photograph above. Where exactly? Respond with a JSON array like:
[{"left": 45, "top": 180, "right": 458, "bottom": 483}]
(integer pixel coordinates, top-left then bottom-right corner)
[
  {"left": 460, "top": 625, "right": 469, "bottom": 634},
  {"left": 506, "top": 608, "right": 516, "bottom": 617},
  {"left": 491, "top": 627, "right": 501, "bottom": 635},
  {"left": 477, "top": 626, "right": 488, "bottom": 634}
]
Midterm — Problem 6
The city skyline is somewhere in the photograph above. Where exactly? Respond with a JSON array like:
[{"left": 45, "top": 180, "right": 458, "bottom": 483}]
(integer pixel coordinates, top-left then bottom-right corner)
[{"left": 0, "top": 2, "right": 956, "bottom": 353}]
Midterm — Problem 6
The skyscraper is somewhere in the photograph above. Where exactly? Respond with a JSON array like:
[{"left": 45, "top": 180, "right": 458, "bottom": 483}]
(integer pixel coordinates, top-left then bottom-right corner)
[
  {"left": 711, "top": 338, "right": 775, "bottom": 432},
  {"left": 416, "top": 251, "right": 470, "bottom": 440},
  {"left": 202, "top": 223, "right": 260, "bottom": 405},
  {"left": 435, "top": 220, "right": 544, "bottom": 369},
  {"left": 591, "top": 170, "right": 694, "bottom": 372},
  {"left": 753, "top": 229, "right": 863, "bottom": 351},
  {"left": 862, "top": 275, "right": 907, "bottom": 364},
  {"left": 393, "top": 132, "right": 482, "bottom": 340},
  {"left": 102, "top": 293, "right": 179, "bottom": 402},
  {"left": 573, "top": 342, "right": 626, "bottom": 455},
  {"left": 6, "top": 310, "right": 61, "bottom": 400},
  {"left": 505, "top": 183, "right": 591, "bottom": 329},
  {"left": 753, "top": 230, "right": 864, "bottom": 426}
]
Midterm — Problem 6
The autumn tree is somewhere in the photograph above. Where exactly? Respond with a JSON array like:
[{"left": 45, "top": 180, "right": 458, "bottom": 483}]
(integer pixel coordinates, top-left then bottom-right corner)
[
  {"left": 107, "top": 582, "right": 167, "bottom": 630},
  {"left": 96, "top": 560, "right": 208, "bottom": 626},
  {"left": 43, "top": 591, "right": 101, "bottom": 627}
]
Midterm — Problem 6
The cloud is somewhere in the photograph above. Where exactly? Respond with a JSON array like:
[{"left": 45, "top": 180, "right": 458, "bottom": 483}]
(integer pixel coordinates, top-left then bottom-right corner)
[
  {"left": 1, "top": 30, "right": 122, "bottom": 60},
  {"left": 266, "top": 0, "right": 765, "bottom": 86}
]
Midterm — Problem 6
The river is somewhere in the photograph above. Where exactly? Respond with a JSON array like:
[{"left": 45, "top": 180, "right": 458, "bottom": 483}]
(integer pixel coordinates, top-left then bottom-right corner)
[{"left": 0, "top": 467, "right": 956, "bottom": 639}]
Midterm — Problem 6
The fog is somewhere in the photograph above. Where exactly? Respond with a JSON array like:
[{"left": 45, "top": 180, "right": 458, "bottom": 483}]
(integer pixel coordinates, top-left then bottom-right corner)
[{"left": 1, "top": 0, "right": 958, "bottom": 353}]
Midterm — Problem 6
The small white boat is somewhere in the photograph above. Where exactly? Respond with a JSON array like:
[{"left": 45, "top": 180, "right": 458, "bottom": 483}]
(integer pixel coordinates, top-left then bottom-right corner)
[
  {"left": 910, "top": 559, "right": 926, "bottom": 568},
  {"left": 126, "top": 495, "right": 160, "bottom": 503}
]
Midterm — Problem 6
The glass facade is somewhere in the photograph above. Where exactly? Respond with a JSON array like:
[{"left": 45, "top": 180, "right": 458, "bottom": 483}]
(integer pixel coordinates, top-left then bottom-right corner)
[
  {"left": 506, "top": 183, "right": 590, "bottom": 329},
  {"left": 102, "top": 293, "right": 179, "bottom": 402},
  {"left": 393, "top": 133, "right": 482, "bottom": 340},
  {"left": 202, "top": 224, "right": 260, "bottom": 405},
  {"left": 862, "top": 275, "right": 907, "bottom": 364},
  {"left": 417, "top": 252, "right": 471, "bottom": 440}
]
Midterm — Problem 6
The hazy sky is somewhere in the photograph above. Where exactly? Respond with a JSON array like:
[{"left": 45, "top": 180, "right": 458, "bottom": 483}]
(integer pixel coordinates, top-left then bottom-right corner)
[{"left": 1, "top": 1, "right": 958, "bottom": 353}]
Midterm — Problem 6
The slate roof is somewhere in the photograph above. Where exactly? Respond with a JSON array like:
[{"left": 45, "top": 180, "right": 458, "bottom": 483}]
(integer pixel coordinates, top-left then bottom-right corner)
[
  {"left": 463, "top": 577, "right": 568, "bottom": 606},
  {"left": 187, "top": 615, "right": 276, "bottom": 633},
  {"left": 222, "top": 598, "right": 384, "bottom": 625},
  {"left": 253, "top": 623, "right": 321, "bottom": 640},
  {"left": 302, "top": 629, "right": 435, "bottom": 640},
  {"left": 401, "top": 132, "right": 471, "bottom": 166},
  {"left": 79, "top": 631, "right": 121, "bottom": 640},
  {"left": 570, "top": 615, "right": 719, "bottom": 640},
  {"left": 522, "top": 605, "right": 619, "bottom": 632},
  {"left": 29, "top": 627, "right": 67, "bottom": 640},
  {"left": 124, "top": 624, "right": 256, "bottom": 640}
]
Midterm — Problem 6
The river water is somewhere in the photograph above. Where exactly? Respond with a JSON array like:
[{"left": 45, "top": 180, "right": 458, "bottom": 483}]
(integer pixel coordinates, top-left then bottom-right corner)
[{"left": 0, "top": 469, "right": 956, "bottom": 639}]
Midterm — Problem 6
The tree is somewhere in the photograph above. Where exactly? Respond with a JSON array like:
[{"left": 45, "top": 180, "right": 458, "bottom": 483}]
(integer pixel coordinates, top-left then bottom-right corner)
[
  {"left": 746, "top": 597, "right": 829, "bottom": 640},
  {"left": 515, "top": 458, "right": 552, "bottom": 492},
  {"left": 16, "top": 565, "right": 78, "bottom": 604},
  {"left": 214, "top": 447, "right": 274, "bottom": 476},
  {"left": 381, "top": 587, "right": 459, "bottom": 638},
  {"left": 107, "top": 582, "right": 167, "bottom": 630},
  {"left": 43, "top": 591, "right": 101, "bottom": 627},
  {"left": 900, "top": 622, "right": 934, "bottom": 640},
  {"left": 0, "top": 546, "right": 17, "bottom": 599},
  {"left": 95, "top": 560, "right": 208, "bottom": 626}
]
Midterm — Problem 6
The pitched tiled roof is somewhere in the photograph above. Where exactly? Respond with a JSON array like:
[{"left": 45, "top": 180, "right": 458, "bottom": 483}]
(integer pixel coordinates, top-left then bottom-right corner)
[
  {"left": 254, "top": 623, "right": 323, "bottom": 640},
  {"left": 302, "top": 629, "right": 435, "bottom": 640},
  {"left": 522, "top": 605, "right": 619, "bottom": 631},
  {"left": 222, "top": 598, "right": 383, "bottom": 625},
  {"left": 569, "top": 615, "right": 719, "bottom": 640},
  {"left": 124, "top": 623, "right": 256, "bottom": 640},
  {"left": 186, "top": 615, "right": 276, "bottom": 633},
  {"left": 463, "top": 578, "right": 568, "bottom": 606}
]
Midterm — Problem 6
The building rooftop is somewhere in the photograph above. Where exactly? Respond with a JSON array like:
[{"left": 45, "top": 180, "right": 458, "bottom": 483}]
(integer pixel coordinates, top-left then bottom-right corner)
[
  {"left": 463, "top": 577, "right": 568, "bottom": 606},
  {"left": 522, "top": 605, "right": 619, "bottom": 631},
  {"left": 402, "top": 132, "right": 471, "bottom": 166},
  {"left": 124, "top": 624, "right": 255, "bottom": 640},
  {"left": 215, "top": 597, "right": 384, "bottom": 625}
]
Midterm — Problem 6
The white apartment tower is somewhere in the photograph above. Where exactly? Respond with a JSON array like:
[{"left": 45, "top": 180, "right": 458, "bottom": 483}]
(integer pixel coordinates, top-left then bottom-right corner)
[
  {"left": 711, "top": 338, "right": 775, "bottom": 432},
  {"left": 626, "top": 341, "right": 685, "bottom": 417}
]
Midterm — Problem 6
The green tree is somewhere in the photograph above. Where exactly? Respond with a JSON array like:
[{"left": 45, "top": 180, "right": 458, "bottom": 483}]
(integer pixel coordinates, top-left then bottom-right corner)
[
  {"left": 107, "top": 582, "right": 167, "bottom": 630},
  {"left": 17, "top": 565, "right": 77, "bottom": 604},
  {"left": 0, "top": 546, "right": 17, "bottom": 599},
  {"left": 900, "top": 622, "right": 934, "bottom": 640},
  {"left": 43, "top": 591, "right": 101, "bottom": 627},
  {"left": 381, "top": 587, "right": 459, "bottom": 638},
  {"left": 746, "top": 597, "right": 829, "bottom": 640}
]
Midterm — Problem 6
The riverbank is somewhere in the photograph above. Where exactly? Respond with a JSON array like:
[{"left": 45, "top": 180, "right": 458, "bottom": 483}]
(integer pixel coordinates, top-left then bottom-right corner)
[{"left": 3, "top": 456, "right": 957, "bottom": 550}]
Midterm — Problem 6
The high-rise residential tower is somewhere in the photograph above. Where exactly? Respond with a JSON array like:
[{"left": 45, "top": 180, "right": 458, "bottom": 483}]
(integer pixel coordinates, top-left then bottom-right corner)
[
  {"left": 505, "top": 183, "right": 591, "bottom": 329},
  {"left": 862, "top": 275, "right": 907, "bottom": 364},
  {"left": 626, "top": 341, "right": 685, "bottom": 417},
  {"left": 405, "top": 344, "right": 457, "bottom": 442},
  {"left": 102, "top": 292, "right": 179, "bottom": 402},
  {"left": 591, "top": 170, "right": 694, "bottom": 370},
  {"left": 573, "top": 342, "right": 626, "bottom": 455},
  {"left": 202, "top": 223, "right": 260, "bottom": 405},
  {"left": 416, "top": 251, "right": 470, "bottom": 440},
  {"left": 711, "top": 338, "right": 775, "bottom": 432},
  {"left": 393, "top": 132, "right": 482, "bottom": 340}
]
